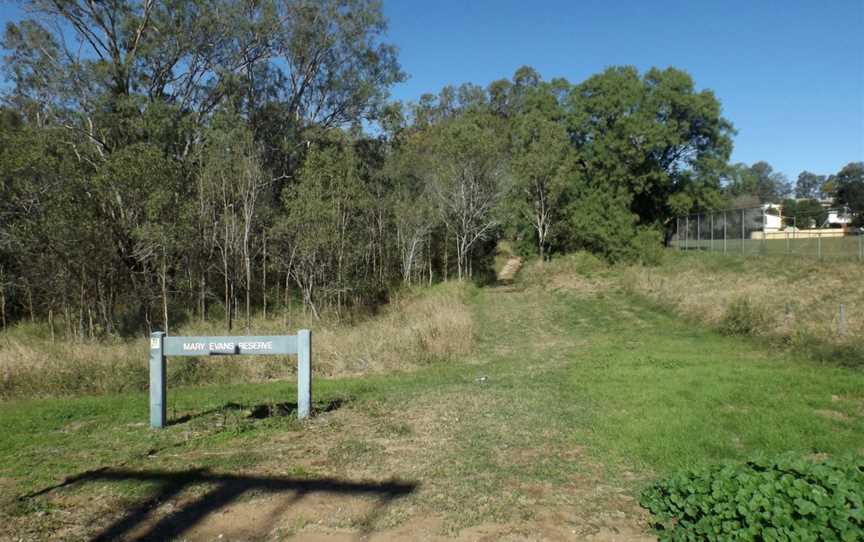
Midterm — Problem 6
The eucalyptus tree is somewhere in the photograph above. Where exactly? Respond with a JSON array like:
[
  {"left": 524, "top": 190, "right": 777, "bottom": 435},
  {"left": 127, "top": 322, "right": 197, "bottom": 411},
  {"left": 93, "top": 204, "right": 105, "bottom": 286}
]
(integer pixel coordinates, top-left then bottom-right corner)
[
  {"left": 274, "top": 130, "right": 372, "bottom": 319},
  {"left": 509, "top": 111, "right": 569, "bottom": 259},
  {"left": 424, "top": 113, "right": 508, "bottom": 280},
  {"left": 795, "top": 171, "right": 827, "bottom": 199},
  {"left": 198, "top": 118, "right": 266, "bottom": 331}
]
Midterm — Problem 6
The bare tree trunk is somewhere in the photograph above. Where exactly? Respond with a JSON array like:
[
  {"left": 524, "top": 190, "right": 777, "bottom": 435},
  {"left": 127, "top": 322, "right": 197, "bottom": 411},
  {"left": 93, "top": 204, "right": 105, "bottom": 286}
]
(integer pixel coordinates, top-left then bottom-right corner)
[
  {"left": 0, "top": 285, "right": 5, "bottom": 331},
  {"left": 87, "top": 306, "right": 94, "bottom": 340},
  {"left": 428, "top": 235, "right": 433, "bottom": 286},
  {"left": 26, "top": 282, "right": 35, "bottom": 324},
  {"left": 78, "top": 279, "right": 85, "bottom": 341},
  {"left": 244, "top": 250, "right": 251, "bottom": 331},
  {"left": 223, "top": 220, "right": 230, "bottom": 331},
  {"left": 63, "top": 300, "right": 70, "bottom": 339},
  {"left": 161, "top": 244, "right": 169, "bottom": 334},
  {"left": 443, "top": 227, "right": 449, "bottom": 282},
  {"left": 262, "top": 232, "right": 267, "bottom": 320},
  {"left": 199, "top": 274, "right": 206, "bottom": 321},
  {"left": 229, "top": 279, "right": 235, "bottom": 332}
]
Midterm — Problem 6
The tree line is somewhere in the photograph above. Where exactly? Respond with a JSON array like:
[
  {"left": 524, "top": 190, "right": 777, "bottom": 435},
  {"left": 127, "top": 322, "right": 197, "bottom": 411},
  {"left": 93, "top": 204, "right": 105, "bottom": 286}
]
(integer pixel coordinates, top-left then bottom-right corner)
[
  {"left": 0, "top": 1, "right": 861, "bottom": 337},
  {"left": 722, "top": 160, "right": 864, "bottom": 226}
]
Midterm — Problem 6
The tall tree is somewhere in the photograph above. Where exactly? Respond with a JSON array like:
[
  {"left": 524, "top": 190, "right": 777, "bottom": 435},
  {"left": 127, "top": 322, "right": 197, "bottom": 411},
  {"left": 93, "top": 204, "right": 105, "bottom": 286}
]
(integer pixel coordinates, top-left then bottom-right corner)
[
  {"left": 724, "top": 161, "right": 790, "bottom": 204},
  {"left": 424, "top": 113, "right": 508, "bottom": 280},
  {"left": 566, "top": 67, "right": 733, "bottom": 232},
  {"left": 509, "top": 111, "right": 569, "bottom": 259},
  {"left": 795, "top": 171, "right": 826, "bottom": 199},
  {"left": 830, "top": 162, "right": 864, "bottom": 224}
]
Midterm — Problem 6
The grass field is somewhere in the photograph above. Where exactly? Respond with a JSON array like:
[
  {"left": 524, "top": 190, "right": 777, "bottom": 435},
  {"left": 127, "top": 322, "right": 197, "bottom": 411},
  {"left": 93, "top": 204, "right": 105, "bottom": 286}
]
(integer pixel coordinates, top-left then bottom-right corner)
[
  {"left": 671, "top": 234, "right": 864, "bottom": 260},
  {"left": 1, "top": 259, "right": 862, "bottom": 540}
]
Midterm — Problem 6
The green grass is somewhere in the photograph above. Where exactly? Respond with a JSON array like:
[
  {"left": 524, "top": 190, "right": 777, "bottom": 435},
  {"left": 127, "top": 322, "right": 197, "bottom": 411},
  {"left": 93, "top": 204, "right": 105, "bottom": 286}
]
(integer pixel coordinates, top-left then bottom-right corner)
[
  {"left": 1, "top": 268, "right": 862, "bottom": 538},
  {"left": 673, "top": 235, "right": 863, "bottom": 260}
]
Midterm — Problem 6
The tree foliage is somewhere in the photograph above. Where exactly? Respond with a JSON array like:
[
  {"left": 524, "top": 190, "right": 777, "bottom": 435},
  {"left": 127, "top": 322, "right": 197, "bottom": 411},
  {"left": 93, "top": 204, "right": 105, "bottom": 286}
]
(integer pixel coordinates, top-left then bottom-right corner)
[
  {"left": 831, "top": 162, "right": 864, "bottom": 224},
  {"left": 4, "top": 3, "right": 850, "bottom": 335}
]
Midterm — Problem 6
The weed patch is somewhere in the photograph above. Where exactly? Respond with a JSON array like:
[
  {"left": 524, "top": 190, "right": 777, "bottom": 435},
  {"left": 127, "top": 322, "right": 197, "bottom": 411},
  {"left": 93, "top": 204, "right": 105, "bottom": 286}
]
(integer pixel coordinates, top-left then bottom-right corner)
[
  {"left": 640, "top": 454, "right": 864, "bottom": 541},
  {"left": 720, "top": 297, "right": 774, "bottom": 336}
]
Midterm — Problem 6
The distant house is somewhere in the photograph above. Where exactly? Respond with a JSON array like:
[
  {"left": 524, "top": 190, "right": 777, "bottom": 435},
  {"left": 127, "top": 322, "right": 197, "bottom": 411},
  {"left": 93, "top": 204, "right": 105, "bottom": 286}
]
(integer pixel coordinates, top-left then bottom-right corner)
[
  {"left": 761, "top": 203, "right": 783, "bottom": 231},
  {"left": 825, "top": 207, "right": 853, "bottom": 227}
]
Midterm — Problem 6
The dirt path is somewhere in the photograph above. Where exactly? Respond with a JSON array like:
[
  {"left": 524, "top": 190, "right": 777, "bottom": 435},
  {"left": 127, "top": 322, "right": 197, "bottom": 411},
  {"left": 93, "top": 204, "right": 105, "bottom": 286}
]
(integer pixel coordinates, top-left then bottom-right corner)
[
  {"left": 164, "top": 283, "right": 649, "bottom": 541},
  {"left": 497, "top": 257, "right": 523, "bottom": 282}
]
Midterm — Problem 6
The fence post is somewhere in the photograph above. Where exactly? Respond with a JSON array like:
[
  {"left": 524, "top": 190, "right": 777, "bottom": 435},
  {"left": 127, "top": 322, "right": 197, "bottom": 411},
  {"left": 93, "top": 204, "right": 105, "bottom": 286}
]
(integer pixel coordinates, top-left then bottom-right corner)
[
  {"left": 859, "top": 233, "right": 862, "bottom": 262},
  {"left": 149, "top": 331, "right": 166, "bottom": 429},
  {"left": 697, "top": 214, "right": 701, "bottom": 250},
  {"left": 741, "top": 209, "right": 745, "bottom": 254},
  {"left": 297, "top": 329, "right": 312, "bottom": 420},
  {"left": 817, "top": 232, "right": 822, "bottom": 260},
  {"left": 676, "top": 217, "right": 681, "bottom": 250},
  {"left": 723, "top": 211, "right": 727, "bottom": 254},
  {"left": 785, "top": 230, "right": 790, "bottom": 255},
  {"left": 710, "top": 214, "right": 714, "bottom": 252},
  {"left": 685, "top": 216, "right": 689, "bottom": 251},
  {"left": 838, "top": 304, "right": 846, "bottom": 337}
]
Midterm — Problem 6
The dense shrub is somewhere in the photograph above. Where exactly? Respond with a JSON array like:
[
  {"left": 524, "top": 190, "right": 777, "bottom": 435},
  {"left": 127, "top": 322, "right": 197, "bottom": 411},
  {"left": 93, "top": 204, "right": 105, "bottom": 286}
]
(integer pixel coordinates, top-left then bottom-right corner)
[
  {"left": 628, "top": 227, "right": 666, "bottom": 266},
  {"left": 640, "top": 454, "right": 864, "bottom": 541},
  {"left": 720, "top": 297, "right": 773, "bottom": 336}
]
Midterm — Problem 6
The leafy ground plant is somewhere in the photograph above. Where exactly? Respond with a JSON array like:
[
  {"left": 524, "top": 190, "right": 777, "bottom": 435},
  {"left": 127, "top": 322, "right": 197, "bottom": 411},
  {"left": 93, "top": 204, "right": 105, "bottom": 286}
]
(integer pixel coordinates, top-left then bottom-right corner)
[{"left": 640, "top": 454, "right": 864, "bottom": 541}]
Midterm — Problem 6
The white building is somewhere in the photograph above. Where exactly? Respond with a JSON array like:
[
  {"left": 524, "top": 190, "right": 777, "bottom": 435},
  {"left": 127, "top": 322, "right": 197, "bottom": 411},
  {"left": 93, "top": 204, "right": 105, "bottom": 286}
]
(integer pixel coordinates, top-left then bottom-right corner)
[{"left": 761, "top": 203, "right": 783, "bottom": 231}]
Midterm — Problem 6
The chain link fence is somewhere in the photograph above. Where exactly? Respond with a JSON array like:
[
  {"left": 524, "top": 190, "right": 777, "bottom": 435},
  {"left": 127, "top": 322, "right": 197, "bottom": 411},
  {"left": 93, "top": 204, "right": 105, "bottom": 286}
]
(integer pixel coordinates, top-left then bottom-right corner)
[{"left": 670, "top": 208, "right": 864, "bottom": 261}]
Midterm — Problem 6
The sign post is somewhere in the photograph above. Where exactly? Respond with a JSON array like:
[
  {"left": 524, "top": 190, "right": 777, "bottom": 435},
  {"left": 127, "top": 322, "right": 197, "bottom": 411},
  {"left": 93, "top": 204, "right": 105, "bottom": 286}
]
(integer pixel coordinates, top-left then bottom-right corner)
[
  {"left": 149, "top": 332, "right": 166, "bottom": 428},
  {"left": 149, "top": 330, "right": 312, "bottom": 428}
]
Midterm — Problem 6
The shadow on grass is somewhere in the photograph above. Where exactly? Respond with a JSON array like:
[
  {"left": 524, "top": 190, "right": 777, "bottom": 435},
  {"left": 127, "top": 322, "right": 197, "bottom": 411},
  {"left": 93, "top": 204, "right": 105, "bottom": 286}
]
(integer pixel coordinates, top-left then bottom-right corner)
[
  {"left": 169, "top": 397, "right": 348, "bottom": 426},
  {"left": 26, "top": 467, "right": 417, "bottom": 541}
]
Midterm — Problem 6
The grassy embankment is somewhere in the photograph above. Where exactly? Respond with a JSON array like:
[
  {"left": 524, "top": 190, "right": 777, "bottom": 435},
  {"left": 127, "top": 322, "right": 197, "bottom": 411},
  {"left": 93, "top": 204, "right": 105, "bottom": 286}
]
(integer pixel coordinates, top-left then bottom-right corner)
[
  {"left": 621, "top": 250, "right": 864, "bottom": 365},
  {"left": 0, "top": 252, "right": 861, "bottom": 540}
]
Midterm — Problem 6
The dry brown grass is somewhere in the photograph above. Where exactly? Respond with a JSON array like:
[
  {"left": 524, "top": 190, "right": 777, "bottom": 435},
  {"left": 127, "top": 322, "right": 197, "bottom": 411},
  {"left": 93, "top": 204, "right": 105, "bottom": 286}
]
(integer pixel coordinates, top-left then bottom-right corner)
[
  {"left": 620, "top": 252, "right": 864, "bottom": 357},
  {"left": 0, "top": 282, "right": 476, "bottom": 399},
  {"left": 518, "top": 252, "right": 611, "bottom": 295},
  {"left": 311, "top": 281, "right": 475, "bottom": 376}
]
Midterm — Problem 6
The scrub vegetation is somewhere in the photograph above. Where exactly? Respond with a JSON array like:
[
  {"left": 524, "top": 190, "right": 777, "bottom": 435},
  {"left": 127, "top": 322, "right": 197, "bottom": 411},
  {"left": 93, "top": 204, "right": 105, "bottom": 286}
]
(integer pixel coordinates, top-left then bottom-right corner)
[
  {"left": 620, "top": 251, "right": 864, "bottom": 366},
  {"left": 2, "top": 258, "right": 862, "bottom": 539},
  {"left": 0, "top": 282, "right": 475, "bottom": 399}
]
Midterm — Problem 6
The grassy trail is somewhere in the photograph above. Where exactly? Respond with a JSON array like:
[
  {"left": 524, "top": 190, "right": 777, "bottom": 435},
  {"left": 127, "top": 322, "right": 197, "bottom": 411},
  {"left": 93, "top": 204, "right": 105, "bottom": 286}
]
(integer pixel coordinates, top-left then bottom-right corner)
[{"left": 1, "top": 275, "right": 863, "bottom": 540}]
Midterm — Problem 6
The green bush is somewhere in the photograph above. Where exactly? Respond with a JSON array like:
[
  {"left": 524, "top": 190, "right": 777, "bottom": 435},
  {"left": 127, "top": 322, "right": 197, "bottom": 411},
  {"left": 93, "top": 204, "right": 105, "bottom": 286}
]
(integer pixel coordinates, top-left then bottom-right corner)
[
  {"left": 720, "top": 298, "right": 773, "bottom": 336},
  {"left": 640, "top": 454, "right": 864, "bottom": 541},
  {"left": 628, "top": 227, "right": 666, "bottom": 266}
]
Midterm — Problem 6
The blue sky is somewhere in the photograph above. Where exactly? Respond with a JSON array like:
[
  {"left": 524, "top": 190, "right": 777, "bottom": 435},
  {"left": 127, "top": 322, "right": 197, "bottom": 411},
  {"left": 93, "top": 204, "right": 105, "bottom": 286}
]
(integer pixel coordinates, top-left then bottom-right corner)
[
  {"left": 383, "top": 0, "right": 863, "bottom": 181},
  {"left": 1, "top": 1, "right": 861, "bottom": 181}
]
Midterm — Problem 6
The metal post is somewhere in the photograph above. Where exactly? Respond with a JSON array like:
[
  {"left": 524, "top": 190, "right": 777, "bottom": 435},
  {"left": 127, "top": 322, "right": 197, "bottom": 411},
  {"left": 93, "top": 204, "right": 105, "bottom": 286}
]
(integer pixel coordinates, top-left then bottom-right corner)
[
  {"left": 785, "top": 230, "right": 790, "bottom": 255},
  {"left": 859, "top": 233, "right": 862, "bottom": 262},
  {"left": 677, "top": 217, "right": 681, "bottom": 250},
  {"left": 741, "top": 209, "right": 745, "bottom": 254},
  {"left": 685, "top": 216, "right": 689, "bottom": 251},
  {"left": 697, "top": 214, "right": 701, "bottom": 251},
  {"left": 149, "top": 331, "right": 166, "bottom": 428},
  {"left": 723, "top": 211, "right": 727, "bottom": 254},
  {"left": 297, "top": 329, "right": 312, "bottom": 419},
  {"left": 710, "top": 214, "right": 714, "bottom": 252},
  {"left": 761, "top": 212, "right": 767, "bottom": 254}
]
